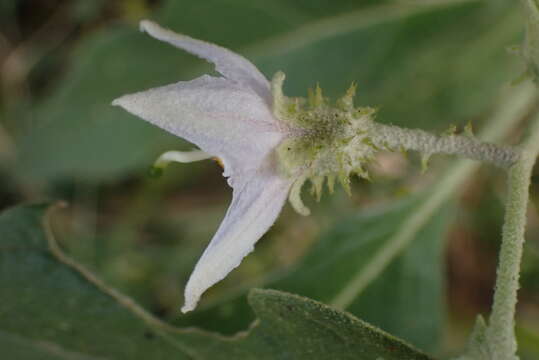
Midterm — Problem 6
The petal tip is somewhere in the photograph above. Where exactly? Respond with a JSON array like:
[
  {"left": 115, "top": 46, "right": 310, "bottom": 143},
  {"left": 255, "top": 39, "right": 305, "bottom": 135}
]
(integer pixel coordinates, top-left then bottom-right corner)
[
  {"left": 111, "top": 95, "right": 130, "bottom": 109},
  {"left": 139, "top": 19, "right": 156, "bottom": 34},
  {"left": 181, "top": 288, "right": 200, "bottom": 314},
  {"left": 139, "top": 19, "right": 179, "bottom": 42},
  {"left": 111, "top": 97, "right": 122, "bottom": 107},
  {"left": 180, "top": 303, "right": 195, "bottom": 314}
]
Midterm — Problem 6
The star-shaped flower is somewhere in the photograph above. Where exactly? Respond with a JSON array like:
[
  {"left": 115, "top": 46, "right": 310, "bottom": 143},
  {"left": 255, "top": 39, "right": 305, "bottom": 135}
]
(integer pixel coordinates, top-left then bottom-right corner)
[{"left": 113, "top": 20, "right": 377, "bottom": 313}]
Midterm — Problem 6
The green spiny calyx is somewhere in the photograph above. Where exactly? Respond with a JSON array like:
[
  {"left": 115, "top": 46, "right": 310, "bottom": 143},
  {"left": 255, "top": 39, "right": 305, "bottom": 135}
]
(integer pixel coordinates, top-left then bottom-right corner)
[{"left": 271, "top": 71, "right": 378, "bottom": 214}]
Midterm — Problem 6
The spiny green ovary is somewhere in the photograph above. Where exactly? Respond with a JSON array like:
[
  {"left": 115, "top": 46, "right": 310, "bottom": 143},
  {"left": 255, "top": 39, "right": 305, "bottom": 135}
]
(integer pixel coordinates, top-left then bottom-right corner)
[{"left": 272, "top": 72, "right": 377, "bottom": 198}]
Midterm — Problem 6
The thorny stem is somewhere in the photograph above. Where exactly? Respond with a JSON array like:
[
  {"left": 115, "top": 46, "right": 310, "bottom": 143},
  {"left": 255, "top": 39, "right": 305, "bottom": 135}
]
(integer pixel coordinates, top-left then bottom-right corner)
[
  {"left": 369, "top": 122, "right": 520, "bottom": 168},
  {"left": 484, "top": 111, "right": 539, "bottom": 360}
]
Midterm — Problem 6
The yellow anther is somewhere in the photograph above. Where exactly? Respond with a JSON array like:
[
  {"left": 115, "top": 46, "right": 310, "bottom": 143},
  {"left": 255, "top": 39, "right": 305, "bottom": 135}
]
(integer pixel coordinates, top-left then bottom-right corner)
[{"left": 212, "top": 157, "right": 224, "bottom": 169}]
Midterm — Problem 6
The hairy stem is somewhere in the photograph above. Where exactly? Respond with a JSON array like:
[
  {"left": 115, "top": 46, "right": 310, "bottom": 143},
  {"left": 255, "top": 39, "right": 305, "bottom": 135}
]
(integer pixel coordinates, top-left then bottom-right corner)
[
  {"left": 369, "top": 122, "right": 520, "bottom": 168},
  {"left": 484, "top": 110, "right": 539, "bottom": 359},
  {"left": 330, "top": 83, "right": 536, "bottom": 310}
]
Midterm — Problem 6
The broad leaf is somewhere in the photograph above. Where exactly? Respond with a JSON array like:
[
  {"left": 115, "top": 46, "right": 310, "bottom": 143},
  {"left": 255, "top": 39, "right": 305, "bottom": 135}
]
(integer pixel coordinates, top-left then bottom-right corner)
[
  {"left": 0, "top": 203, "right": 433, "bottom": 359},
  {"left": 0, "top": 204, "right": 191, "bottom": 359},
  {"left": 286, "top": 195, "right": 452, "bottom": 351}
]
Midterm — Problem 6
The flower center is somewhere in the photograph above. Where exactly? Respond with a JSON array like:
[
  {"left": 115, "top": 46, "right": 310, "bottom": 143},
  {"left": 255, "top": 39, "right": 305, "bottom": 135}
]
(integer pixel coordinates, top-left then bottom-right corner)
[{"left": 271, "top": 72, "right": 379, "bottom": 202}]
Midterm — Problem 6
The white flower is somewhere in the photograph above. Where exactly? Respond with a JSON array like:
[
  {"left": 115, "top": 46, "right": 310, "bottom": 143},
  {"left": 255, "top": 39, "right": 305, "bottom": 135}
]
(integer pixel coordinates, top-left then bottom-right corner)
[
  {"left": 113, "top": 20, "right": 376, "bottom": 313},
  {"left": 113, "top": 20, "right": 294, "bottom": 313}
]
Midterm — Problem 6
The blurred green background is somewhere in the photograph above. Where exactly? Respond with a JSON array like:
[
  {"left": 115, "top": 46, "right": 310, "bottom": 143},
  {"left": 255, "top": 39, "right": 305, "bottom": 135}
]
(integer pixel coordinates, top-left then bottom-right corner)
[{"left": 1, "top": 0, "right": 539, "bottom": 358}]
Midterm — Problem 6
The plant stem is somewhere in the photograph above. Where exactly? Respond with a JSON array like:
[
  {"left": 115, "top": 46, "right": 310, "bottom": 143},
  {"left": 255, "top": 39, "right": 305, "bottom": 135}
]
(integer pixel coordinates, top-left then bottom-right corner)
[
  {"left": 369, "top": 122, "right": 520, "bottom": 168},
  {"left": 330, "top": 83, "right": 536, "bottom": 310},
  {"left": 485, "top": 109, "right": 539, "bottom": 360}
]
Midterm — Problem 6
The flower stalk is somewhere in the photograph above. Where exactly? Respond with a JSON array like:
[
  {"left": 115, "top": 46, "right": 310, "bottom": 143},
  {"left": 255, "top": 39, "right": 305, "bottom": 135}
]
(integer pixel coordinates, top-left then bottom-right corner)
[{"left": 369, "top": 122, "right": 521, "bottom": 169}]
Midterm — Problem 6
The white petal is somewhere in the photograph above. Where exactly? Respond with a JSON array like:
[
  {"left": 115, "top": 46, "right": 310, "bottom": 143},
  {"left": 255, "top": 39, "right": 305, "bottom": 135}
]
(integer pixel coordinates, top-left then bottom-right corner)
[
  {"left": 181, "top": 165, "right": 292, "bottom": 313},
  {"left": 113, "top": 75, "right": 283, "bottom": 174},
  {"left": 140, "top": 20, "right": 271, "bottom": 103}
]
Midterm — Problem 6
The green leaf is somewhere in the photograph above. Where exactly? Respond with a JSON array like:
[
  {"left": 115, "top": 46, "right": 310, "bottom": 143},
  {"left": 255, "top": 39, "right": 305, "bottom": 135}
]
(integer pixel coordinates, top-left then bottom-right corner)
[
  {"left": 0, "top": 203, "right": 432, "bottom": 359},
  {"left": 178, "top": 194, "right": 453, "bottom": 351},
  {"left": 309, "top": 196, "right": 452, "bottom": 351},
  {"left": 14, "top": 0, "right": 521, "bottom": 182},
  {"left": 350, "top": 203, "right": 451, "bottom": 349},
  {"left": 221, "top": 288, "right": 433, "bottom": 360},
  {"left": 0, "top": 204, "right": 192, "bottom": 359}
]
